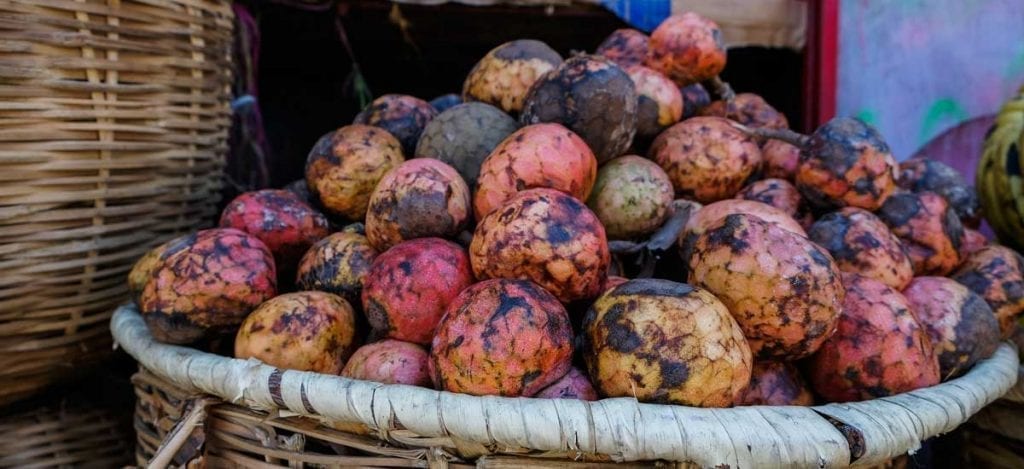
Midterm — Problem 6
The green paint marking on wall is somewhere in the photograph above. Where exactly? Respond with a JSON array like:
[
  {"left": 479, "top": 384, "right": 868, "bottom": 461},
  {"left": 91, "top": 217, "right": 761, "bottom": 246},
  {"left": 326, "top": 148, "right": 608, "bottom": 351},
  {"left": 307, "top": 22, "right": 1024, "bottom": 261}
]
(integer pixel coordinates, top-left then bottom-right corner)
[
  {"left": 920, "top": 98, "right": 968, "bottom": 145},
  {"left": 856, "top": 109, "right": 878, "bottom": 126}
]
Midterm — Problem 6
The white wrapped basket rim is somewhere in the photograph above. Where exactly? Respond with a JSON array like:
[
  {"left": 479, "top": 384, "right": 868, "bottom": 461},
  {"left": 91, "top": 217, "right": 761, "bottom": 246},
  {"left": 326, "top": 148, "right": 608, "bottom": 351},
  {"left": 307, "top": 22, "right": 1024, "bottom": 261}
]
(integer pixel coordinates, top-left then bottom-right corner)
[{"left": 112, "top": 304, "right": 1019, "bottom": 467}]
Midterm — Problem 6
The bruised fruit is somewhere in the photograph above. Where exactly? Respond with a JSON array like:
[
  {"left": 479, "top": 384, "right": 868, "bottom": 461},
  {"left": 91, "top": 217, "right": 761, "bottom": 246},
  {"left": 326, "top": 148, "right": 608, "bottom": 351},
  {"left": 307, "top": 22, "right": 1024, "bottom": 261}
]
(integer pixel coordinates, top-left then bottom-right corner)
[
  {"left": 141, "top": 228, "right": 276, "bottom": 344},
  {"left": 471, "top": 188, "right": 609, "bottom": 303},
  {"left": 219, "top": 189, "right": 329, "bottom": 275},
  {"left": 698, "top": 93, "right": 789, "bottom": 130},
  {"left": 953, "top": 245, "right": 1024, "bottom": 335},
  {"left": 903, "top": 277, "right": 1000, "bottom": 379},
  {"left": 736, "top": 178, "right": 813, "bottom": 229},
  {"left": 128, "top": 236, "right": 181, "bottom": 306},
  {"left": 362, "top": 238, "right": 474, "bottom": 345},
  {"left": 342, "top": 339, "right": 432, "bottom": 387},
  {"left": 431, "top": 279, "right": 574, "bottom": 397},
  {"left": 415, "top": 102, "right": 519, "bottom": 189},
  {"left": 688, "top": 214, "right": 844, "bottom": 360},
  {"left": 807, "top": 208, "right": 914, "bottom": 290},
  {"left": 305, "top": 125, "right": 404, "bottom": 220},
  {"left": 535, "top": 367, "right": 598, "bottom": 400},
  {"left": 463, "top": 39, "right": 563, "bottom": 114},
  {"left": 680, "top": 83, "right": 712, "bottom": 119},
  {"left": 649, "top": 116, "right": 762, "bottom": 203},
  {"left": 595, "top": 28, "right": 649, "bottom": 69},
  {"left": 808, "top": 274, "right": 940, "bottom": 402},
  {"left": 365, "top": 159, "right": 470, "bottom": 251},
  {"left": 474, "top": 123, "right": 597, "bottom": 219},
  {"left": 876, "top": 191, "right": 963, "bottom": 276},
  {"left": 429, "top": 93, "right": 462, "bottom": 113},
  {"left": 682, "top": 199, "right": 806, "bottom": 242},
  {"left": 625, "top": 66, "right": 683, "bottom": 142},
  {"left": 582, "top": 279, "right": 752, "bottom": 406},
  {"left": 295, "top": 231, "right": 378, "bottom": 306},
  {"left": 735, "top": 361, "right": 814, "bottom": 406},
  {"left": 898, "top": 158, "right": 980, "bottom": 226},
  {"left": 762, "top": 139, "right": 801, "bottom": 180},
  {"left": 586, "top": 155, "right": 673, "bottom": 240},
  {"left": 354, "top": 94, "right": 438, "bottom": 156},
  {"left": 646, "top": 12, "right": 726, "bottom": 86},
  {"left": 796, "top": 117, "right": 898, "bottom": 211},
  {"left": 520, "top": 55, "right": 638, "bottom": 164},
  {"left": 959, "top": 228, "right": 989, "bottom": 260},
  {"left": 234, "top": 291, "right": 356, "bottom": 374}
]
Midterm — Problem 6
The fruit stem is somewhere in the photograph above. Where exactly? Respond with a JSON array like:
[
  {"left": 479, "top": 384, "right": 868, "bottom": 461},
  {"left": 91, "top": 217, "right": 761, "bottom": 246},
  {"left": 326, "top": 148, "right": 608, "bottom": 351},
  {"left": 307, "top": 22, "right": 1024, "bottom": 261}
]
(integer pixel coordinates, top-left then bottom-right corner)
[
  {"left": 709, "top": 75, "right": 736, "bottom": 102},
  {"left": 730, "top": 122, "right": 810, "bottom": 147}
]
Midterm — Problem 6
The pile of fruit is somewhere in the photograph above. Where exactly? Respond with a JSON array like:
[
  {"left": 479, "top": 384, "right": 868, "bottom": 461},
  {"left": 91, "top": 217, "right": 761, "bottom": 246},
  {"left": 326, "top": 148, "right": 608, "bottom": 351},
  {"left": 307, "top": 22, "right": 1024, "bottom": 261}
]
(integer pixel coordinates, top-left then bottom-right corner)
[{"left": 128, "top": 12, "right": 1024, "bottom": 408}]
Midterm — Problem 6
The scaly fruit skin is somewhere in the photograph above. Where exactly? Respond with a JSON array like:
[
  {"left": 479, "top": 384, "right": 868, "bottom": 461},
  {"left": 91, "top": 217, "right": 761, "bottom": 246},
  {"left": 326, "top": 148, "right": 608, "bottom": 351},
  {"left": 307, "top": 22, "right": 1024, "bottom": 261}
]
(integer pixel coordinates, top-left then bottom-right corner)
[
  {"left": 140, "top": 228, "right": 277, "bottom": 344},
  {"left": 430, "top": 279, "right": 574, "bottom": 397},
  {"left": 808, "top": 207, "right": 914, "bottom": 290},
  {"left": 361, "top": 238, "right": 474, "bottom": 345},
  {"left": 520, "top": 55, "right": 638, "bottom": 164},
  {"left": 735, "top": 361, "right": 814, "bottom": 406},
  {"left": 679, "top": 199, "right": 804, "bottom": 271},
  {"left": 342, "top": 339, "right": 432, "bottom": 387},
  {"left": 898, "top": 158, "right": 980, "bottom": 227},
  {"left": 415, "top": 102, "right": 519, "bottom": 190},
  {"left": 876, "top": 191, "right": 963, "bottom": 276},
  {"left": 128, "top": 235, "right": 184, "bottom": 307},
  {"left": 736, "top": 178, "right": 813, "bottom": 229},
  {"left": 808, "top": 273, "right": 940, "bottom": 403},
  {"left": 462, "top": 40, "right": 563, "bottom": 114},
  {"left": 625, "top": 66, "right": 684, "bottom": 140},
  {"left": 903, "top": 277, "right": 1000, "bottom": 379},
  {"left": 234, "top": 291, "right": 356, "bottom": 374},
  {"left": 959, "top": 228, "right": 989, "bottom": 260},
  {"left": 305, "top": 125, "right": 404, "bottom": 220},
  {"left": 649, "top": 116, "right": 762, "bottom": 203},
  {"left": 645, "top": 12, "right": 726, "bottom": 86},
  {"left": 762, "top": 139, "right": 801, "bottom": 181},
  {"left": 219, "top": 189, "right": 329, "bottom": 275},
  {"left": 698, "top": 93, "right": 789, "bottom": 131},
  {"left": 796, "top": 117, "right": 898, "bottom": 211},
  {"left": 586, "top": 155, "right": 674, "bottom": 240},
  {"left": 953, "top": 245, "right": 1024, "bottom": 336},
  {"left": 582, "top": 279, "right": 752, "bottom": 406},
  {"left": 353, "top": 94, "right": 438, "bottom": 156},
  {"left": 687, "top": 214, "right": 844, "bottom": 360},
  {"left": 295, "top": 231, "right": 378, "bottom": 306},
  {"left": 535, "top": 367, "right": 599, "bottom": 400},
  {"left": 596, "top": 28, "right": 650, "bottom": 69},
  {"left": 471, "top": 188, "right": 610, "bottom": 303},
  {"left": 474, "top": 123, "right": 597, "bottom": 219},
  {"left": 365, "top": 159, "right": 471, "bottom": 251}
]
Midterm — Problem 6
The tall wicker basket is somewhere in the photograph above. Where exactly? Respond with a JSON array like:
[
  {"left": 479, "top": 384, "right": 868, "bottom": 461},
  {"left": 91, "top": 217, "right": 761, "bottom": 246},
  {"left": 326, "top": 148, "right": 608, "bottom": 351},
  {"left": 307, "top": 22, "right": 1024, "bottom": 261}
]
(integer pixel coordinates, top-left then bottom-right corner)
[{"left": 0, "top": 0, "right": 233, "bottom": 405}]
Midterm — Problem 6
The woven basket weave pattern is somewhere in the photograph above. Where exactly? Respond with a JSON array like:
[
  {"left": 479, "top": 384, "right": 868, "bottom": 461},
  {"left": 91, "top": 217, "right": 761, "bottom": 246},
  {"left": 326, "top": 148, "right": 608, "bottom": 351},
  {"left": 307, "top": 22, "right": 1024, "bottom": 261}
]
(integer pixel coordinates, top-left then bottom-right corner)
[
  {"left": 0, "top": 404, "right": 131, "bottom": 467},
  {"left": 0, "top": 0, "right": 233, "bottom": 405}
]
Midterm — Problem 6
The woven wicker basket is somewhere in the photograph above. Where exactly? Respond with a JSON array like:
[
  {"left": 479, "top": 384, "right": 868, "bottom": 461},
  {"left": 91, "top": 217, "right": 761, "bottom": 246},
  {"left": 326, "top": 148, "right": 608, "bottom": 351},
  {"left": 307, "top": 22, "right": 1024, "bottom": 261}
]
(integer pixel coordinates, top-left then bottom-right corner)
[
  {"left": 0, "top": 403, "right": 132, "bottom": 467},
  {"left": 960, "top": 362, "right": 1024, "bottom": 468},
  {"left": 0, "top": 0, "right": 233, "bottom": 405},
  {"left": 113, "top": 304, "right": 1020, "bottom": 467}
]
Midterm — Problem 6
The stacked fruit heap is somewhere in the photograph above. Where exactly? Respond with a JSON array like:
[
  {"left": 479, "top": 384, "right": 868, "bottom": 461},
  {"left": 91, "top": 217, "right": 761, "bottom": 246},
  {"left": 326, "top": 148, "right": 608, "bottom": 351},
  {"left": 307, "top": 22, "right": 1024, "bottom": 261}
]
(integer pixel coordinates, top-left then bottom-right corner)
[{"left": 129, "top": 12, "right": 1024, "bottom": 407}]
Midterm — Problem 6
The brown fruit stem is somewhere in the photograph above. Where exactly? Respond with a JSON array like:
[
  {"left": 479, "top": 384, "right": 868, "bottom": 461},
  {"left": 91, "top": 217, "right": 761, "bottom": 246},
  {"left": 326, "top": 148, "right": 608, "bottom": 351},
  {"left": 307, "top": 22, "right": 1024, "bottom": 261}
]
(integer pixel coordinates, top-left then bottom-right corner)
[
  {"left": 709, "top": 75, "right": 736, "bottom": 102},
  {"left": 730, "top": 122, "right": 810, "bottom": 147}
]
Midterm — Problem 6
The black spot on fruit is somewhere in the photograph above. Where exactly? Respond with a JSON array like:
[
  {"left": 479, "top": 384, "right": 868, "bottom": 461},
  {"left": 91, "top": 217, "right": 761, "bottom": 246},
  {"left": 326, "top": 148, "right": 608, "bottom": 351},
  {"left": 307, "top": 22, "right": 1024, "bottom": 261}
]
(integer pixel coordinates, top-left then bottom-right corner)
[
  {"left": 808, "top": 212, "right": 855, "bottom": 262},
  {"left": 397, "top": 261, "right": 413, "bottom": 276},
  {"left": 706, "top": 214, "right": 750, "bottom": 253},
  {"left": 659, "top": 359, "right": 690, "bottom": 387},
  {"left": 547, "top": 224, "right": 572, "bottom": 244},
  {"left": 520, "top": 369, "right": 543, "bottom": 391},
  {"left": 602, "top": 302, "right": 643, "bottom": 353},
  {"left": 364, "top": 298, "right": 391, "bottom": 332},
  {"left": 492, "top": 39, "right": 562, "bottom": 64},
  {"left": 809, "top": 248, "right": 832, "bottom": 268},
  {"left": 877, "top": 193, "right": 922, "bottom": 227},
  {"left": 955, "top": 270, "right": 992, "bottom": 296},
  {"left": 942, "top": 205, "right": 964, "bottom": 252},
  {"left": 610, "top": 278, "right": 695, "bottom": 298}
]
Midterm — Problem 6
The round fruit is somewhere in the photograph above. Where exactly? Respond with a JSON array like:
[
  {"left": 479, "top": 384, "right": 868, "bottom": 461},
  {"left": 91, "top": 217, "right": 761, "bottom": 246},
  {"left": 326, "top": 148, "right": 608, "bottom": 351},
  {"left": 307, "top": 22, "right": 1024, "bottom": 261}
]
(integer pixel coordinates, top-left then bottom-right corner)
[
  {"left": 898, "top": 158, "right": 980, "bottom": 226},
  {"left": 796, "top": 117, "right": 898, "bottom": 211},
  {"left": 295, "top": 231, "right": 378, "bottom": 306},
  {"left": 698, "top": 93, "right": 789, "bottom": 130},
  {"left": 140, "top": 228, "right": 277, "bottom": 344},
  {"left": 680, "top": 83, "right": 711, "bottom": 119},
  {"left": 430, "top": 279, "right": 574, "bottom": 397},
  {"left": 876, "top": 191, "right": 963, "bottom": 276},
  {"left": 535, "top": 367, "right": 599, "bottom": 400},
  {"left": 903, "top": 277, "right": 1000, "bottom": 379},
  {"left": 128, "top": 236, "right": 181, "bottom": 307},
  {"left": 234, "top": 291, "right": 356, "bottom": 374},
  {"left": 762, "top": 139, "right": 801, "bottom": 180},
  {"left": 807, "top": 207, "right": 914, "bottom": 290},
  {"left": 649, "top": 116, "right": 762, "bottom": 203},
  {"left": 687, "top": 214, "right": 844, "bottom": 360},
  {"left": 415, "top": 102, "right": 519, "bottom": 189},
  {"left": 353, "top": 94, "right": 438, "bottom": 156},
  {"left": 219, "top": 189, "right": 329, "bottom": 275},
  {"left": 361, "top": 238, "right": 474, "bottom": 345},
  {"left": 646, "top": 12, "right": 726, "bottom": 86},
  {"left": 473, "top": 123, "right": 597, "bottom": 219},
  {"left": 808, "top": 273, "right": 940, "bottom": 402},
  {"left": 520, "top": 55, "right": 638, "bottom": 164},
  {"left": 735, "top": 361, "right": 814, "bottom": 406},
  {"left": 952, "top": 245, "right": 1024, "bottom": 335},
  {"left": 582, "top": 279, "right": 752, "bottom": 406},
  {"left": 305, "top": 125, "right": 404, "bottom": 220},
  {"left": 463, "top": 39, "right": 563, "bottom": 114},
  {"left": 626, "top": 66, "right": 683, "bottom": 141},
  {"left": 959, "top": 228, "right": 989, "bottom": 260},
  {"left": 736, "top": 178, "right": 813, "bottom": 229},
  {"left": 682, "top": 199, "right": 806, "bottom": 244},
  {"left": 586, "top": 155, "right": 674, "bottom": 240},
  {"left": 429, "top": 93, "right": 462, "bottom": 113},
  {"left": 342, "top": 339, "right": 432, "bottom": 387},
  {"left": 365, "top": 159, "right": 471, "bottom": 251},
  {"left": 595, "top": 28, "right": 649, "bottom": 68},
  {"left": 471, "top": 188, "right": 609, "bottom": 303}
]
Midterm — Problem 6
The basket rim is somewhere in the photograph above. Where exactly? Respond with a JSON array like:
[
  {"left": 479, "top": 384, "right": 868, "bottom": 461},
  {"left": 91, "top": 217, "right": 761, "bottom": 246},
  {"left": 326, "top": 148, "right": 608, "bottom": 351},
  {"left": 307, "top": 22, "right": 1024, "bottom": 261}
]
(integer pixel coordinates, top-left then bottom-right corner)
[{"left": 111, "top": 304, "right": 1020, "bottom": 467}]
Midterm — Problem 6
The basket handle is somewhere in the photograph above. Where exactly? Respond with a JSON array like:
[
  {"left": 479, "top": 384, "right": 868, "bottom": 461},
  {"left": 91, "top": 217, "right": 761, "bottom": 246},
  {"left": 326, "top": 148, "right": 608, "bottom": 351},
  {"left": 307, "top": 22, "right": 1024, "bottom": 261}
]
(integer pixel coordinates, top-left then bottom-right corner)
[{"left": 147, "top": 398, "right": 215, "bottom": 469}]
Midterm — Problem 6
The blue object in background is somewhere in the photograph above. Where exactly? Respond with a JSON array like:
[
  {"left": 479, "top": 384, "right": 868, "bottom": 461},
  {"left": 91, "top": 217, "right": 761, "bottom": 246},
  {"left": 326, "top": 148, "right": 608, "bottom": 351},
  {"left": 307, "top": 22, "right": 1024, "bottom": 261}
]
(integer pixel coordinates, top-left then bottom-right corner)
[{"left": 600, "top": 0, "right": 670, "bottom": 32}]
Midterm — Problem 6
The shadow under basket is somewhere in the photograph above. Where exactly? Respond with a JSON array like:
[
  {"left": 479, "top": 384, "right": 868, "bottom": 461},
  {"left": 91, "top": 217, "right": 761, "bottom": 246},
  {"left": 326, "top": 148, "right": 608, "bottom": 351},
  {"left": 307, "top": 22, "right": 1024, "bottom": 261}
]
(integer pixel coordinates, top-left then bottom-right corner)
[
  {"left": 0, "top": 402, "right": 132, "bottom": 468},
  {"left": 960, "top": 365, "right": 1024, "bottom": 468}
]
